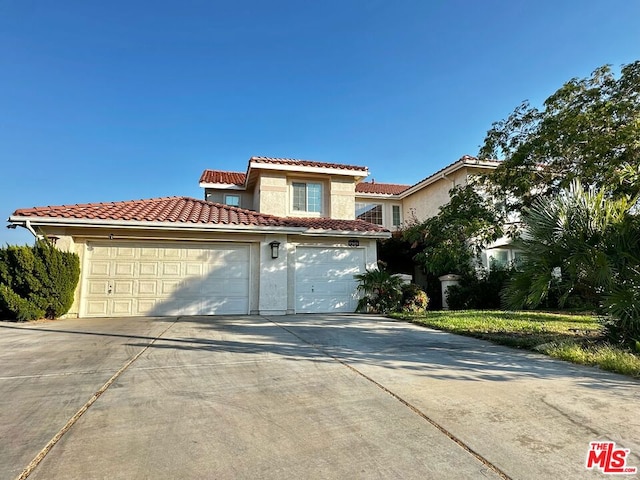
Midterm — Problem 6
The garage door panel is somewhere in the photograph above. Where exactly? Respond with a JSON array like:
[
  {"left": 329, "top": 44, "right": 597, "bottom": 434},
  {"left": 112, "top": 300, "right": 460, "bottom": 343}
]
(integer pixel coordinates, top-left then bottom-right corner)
[
  {"left": 162, "top": 248, "right": 181, "bottom": 259},
  {"left": 86, "top": 300, "right": 108, "bottom": 316},
  {"left": 140, "top": 247, "right": 159, "bottom": 258},
  {"left": 114, "top": 247, "right": 135, "bottom": 258},
  {"left": 162, "top": 263, "right": 182, "bottom": 276},
  {"left": 114, "top": 262, "right": 135, "bottom": 276},
  {"left": 87, "top": 280, "right": 109, "bottom": 295},
  {"left": 137, "top": 299, "right": 157, "bottom": 313},
  {"left": 112, "top": 300, "right": 134, "bottom": 316},
  {"left": 139, "top": 262, "right": 158, "bottom": 276},
  {"left": 89, "top": 261, "right": 110, "bottom": 276},
  {"left": 295, "top": 247, "right": 365, "bottom": 314},
  {"left": 113, "top": 280, "right": 134, "bottom": 295},
  {"left": 82, "top": 242, "right": 250, "bottom": 317},
  {"left": 160, "top": 280, "right": 181, "bottom": 295},
  {"left": 138, "top": 280, "right": 157, "bottom": 295}
]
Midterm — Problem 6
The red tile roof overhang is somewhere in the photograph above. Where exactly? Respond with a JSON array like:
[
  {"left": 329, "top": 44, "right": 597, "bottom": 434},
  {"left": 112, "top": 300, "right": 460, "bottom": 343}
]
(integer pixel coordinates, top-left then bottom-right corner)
[
  {"left": 9, "top": 197, "right": 390, "bottom": 239},
  {"left": 199, "top": 156, "right": 370, "bottom": 189}
]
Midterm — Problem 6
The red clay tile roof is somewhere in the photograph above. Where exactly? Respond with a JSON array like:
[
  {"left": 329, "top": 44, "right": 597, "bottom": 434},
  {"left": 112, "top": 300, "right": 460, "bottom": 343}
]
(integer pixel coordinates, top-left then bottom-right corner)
[
  {"left": 282, "top": 217, "right": 387, "bottom": 232},
  {"left": 356, "top": 181, "right": 410, "bottom": 195},
  {"left": 250, "top": 156, "right": 368, "bottom": 172},
  {"left": 199, "top": 170, "right": 246, "bottom": 185},
  {"left": 11, "top": 197, "right": 387, "bottom": 233}
]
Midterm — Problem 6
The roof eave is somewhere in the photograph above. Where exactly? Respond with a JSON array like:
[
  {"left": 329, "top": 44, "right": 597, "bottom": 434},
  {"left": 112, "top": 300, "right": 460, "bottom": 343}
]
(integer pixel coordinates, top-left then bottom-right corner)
[
  {"left": 248, "top": 161, "right": 369, "bottom": 180},
  {"left": 199, "top": 182, "right": 246, "bottom": 190},
  {"left": 398, "top": 158, "right": 499, "bottom": 199},
  {"left": 8, "top": 216, "right": 389, "bottom": 238}
]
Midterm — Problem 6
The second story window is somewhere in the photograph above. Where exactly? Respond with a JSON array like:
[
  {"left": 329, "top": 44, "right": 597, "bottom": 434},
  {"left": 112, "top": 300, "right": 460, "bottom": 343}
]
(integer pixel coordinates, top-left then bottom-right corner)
[
  {"left": 225, "top": 194, "right": 240, "bottom": 207},
  {"left": 292, "top": 182, "right": 322, "bottom": 213},
  {"left": 392, "top": 205, "right": 401, "bottom": 226},
  {"left": 356, "top": 203, "right": 383, "bottom": 225}
]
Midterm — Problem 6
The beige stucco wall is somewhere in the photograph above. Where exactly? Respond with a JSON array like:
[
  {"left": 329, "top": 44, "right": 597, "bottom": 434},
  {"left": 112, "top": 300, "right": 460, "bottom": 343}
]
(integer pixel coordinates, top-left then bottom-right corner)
[
  {"left": 329, "top": 178, "right": 356, "bottom": 220},
  {"left": 401, "top": 168, "right": 469, "bottom": 222},
  {"left": 257, "top": 173, "right": 288, "bottom": 216}
]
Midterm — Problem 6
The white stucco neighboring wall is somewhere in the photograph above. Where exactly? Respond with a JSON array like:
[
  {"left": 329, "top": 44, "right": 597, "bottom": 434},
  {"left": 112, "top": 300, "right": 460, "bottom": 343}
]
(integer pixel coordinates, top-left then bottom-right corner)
[{"left": 258, "top": 234, "right": 288, "bottom": 315}]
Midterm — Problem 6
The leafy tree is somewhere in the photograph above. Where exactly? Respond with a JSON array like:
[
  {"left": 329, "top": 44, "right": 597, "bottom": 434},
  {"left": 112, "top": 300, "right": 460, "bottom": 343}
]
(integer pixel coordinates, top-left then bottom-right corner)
[
  {"left": 479, "top": 61, "right": 640, "bottom": 212},
  {"left": 403, "top": 184, "right": 503, "bottom": 277}
]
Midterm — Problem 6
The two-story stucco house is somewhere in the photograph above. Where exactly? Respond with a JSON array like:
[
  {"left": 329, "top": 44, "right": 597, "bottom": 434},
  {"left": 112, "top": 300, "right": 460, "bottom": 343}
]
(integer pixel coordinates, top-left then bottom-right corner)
[
  {"left": 8, "top": 157, "right": 391, "bottom": 318},
  {"left": 8, "top": 154, "right": 513, "bottom": 319}
]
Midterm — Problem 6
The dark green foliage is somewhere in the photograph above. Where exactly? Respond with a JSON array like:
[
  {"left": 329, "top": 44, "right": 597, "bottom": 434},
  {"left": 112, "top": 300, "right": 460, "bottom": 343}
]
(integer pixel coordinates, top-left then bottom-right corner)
[
  {"left": 376, "top": 234, "right": 418, "bottom": 275},
  {"left": 0, "top": 284, "right": 45, "bottom": 321},
  {"left": 0, "top": 240, "right": 80, "bottom": 321},
  {"left": 403, "top": 184, "right": 503, "bottom": 278},
  {"left": 446, "top": 263, "right": 515, "bottom": 310}
]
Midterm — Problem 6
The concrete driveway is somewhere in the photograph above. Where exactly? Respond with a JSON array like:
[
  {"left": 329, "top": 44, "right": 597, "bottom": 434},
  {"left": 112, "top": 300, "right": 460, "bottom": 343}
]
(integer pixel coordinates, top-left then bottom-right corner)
[{"left": 0, "top": 314, "right": 638, "bottom": 479}]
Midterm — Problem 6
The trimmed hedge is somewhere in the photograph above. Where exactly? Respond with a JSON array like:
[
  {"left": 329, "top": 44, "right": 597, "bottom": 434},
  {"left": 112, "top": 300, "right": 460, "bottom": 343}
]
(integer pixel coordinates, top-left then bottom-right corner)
[{"left": 0, "top": 240, "right": 80, "bottom": 321}]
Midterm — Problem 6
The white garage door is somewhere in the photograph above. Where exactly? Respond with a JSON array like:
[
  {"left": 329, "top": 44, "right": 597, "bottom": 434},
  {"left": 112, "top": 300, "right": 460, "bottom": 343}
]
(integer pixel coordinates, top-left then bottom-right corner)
[
  {"left": 81, "top": 242, "right": 250, "bottom": 317},
  {"left": 295, "top": 247, "right": 365, "bottom": 313}
]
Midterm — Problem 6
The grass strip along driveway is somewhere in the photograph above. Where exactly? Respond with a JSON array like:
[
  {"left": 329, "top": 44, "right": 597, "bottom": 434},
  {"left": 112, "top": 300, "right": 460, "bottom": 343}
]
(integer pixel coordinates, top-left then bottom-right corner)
[{"left": 393, "top": 310, "right": 640, "bottom": 378}]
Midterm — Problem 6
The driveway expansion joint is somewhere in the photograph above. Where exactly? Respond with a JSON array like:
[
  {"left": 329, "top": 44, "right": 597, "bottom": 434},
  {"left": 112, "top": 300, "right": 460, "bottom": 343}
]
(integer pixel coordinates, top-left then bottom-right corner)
[
  {"left": 263, "top": 316, "right": 513, "bottom": 480},
  {"left": 14, "top": 317, "right": 183, "bottom": 480}
]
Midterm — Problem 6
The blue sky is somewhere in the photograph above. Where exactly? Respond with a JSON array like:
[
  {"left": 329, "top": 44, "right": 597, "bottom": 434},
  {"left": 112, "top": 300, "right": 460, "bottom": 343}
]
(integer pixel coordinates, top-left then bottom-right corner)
[{"left": 2, "top": 0, "right": 639, "bottom": 245}]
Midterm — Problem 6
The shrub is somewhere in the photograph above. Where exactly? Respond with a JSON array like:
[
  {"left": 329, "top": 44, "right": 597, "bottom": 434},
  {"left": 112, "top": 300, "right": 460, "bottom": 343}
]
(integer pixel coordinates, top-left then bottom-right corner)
[
  {"left": 354, "top": 268, "right": 404, "bottom": 314},
  {"left": 0, "top": 240, "right": 80, "bottom": 321},
  {"left": 446, "top": 263, "right": 515, "bottom": 310},
  {"left": 401, "top": 283, "right": 429, "bottom": 314}
]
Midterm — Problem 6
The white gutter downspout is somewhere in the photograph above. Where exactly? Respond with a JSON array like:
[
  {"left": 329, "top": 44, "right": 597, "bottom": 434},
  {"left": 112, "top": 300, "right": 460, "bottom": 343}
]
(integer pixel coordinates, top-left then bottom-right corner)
[{"left": 24, "top": 220, "right": 43, "bottom": 239}]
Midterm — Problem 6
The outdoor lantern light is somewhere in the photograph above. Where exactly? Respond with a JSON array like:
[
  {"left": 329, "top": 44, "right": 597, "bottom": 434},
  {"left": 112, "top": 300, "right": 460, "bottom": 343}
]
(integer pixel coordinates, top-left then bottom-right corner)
[{"left": 269, "top": 241, "right": 281, "bottom": 259}]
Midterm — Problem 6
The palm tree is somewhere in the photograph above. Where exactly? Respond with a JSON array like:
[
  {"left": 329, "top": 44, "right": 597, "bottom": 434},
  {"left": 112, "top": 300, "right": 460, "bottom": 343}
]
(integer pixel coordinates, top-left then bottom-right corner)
[{"left": 504, "top": 179, "right": 640, "bottom": 344}]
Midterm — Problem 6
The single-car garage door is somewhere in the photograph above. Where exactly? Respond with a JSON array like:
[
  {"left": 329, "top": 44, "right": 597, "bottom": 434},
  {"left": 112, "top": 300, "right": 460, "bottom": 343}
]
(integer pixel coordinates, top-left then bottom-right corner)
[
  {"left": 81, "top": 242, "right": 250, "bottom": 317},
  {"left": 295, "top": 247, "right": 365, "bottom": 313}
]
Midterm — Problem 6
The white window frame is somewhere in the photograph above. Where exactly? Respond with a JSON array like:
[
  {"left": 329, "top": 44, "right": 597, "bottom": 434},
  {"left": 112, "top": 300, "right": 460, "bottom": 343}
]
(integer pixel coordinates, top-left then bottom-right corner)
[
  {"left": 392, "top": 205, "right": 401, "bottom": 226},
  {"left": 292, "top": 182, "right": 323, "bottom": 213},
  {"left": 356, "top": 202, "right": 383, "bottom": 225}
]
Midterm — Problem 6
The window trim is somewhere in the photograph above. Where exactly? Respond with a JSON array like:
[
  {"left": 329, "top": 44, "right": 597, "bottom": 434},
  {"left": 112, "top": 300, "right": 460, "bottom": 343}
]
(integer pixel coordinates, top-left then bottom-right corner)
[
  {"left": 292, "top": 181, "right": 323, "bottom": 213},
  {"left": 224, "top": 194, "right": 241, "bottom": 207},
  {"left": 355, "top": 202, "right": 383, "bottom": 225},
  {"left": 392, "top": 205, "right": 401, "bottom": 226}
]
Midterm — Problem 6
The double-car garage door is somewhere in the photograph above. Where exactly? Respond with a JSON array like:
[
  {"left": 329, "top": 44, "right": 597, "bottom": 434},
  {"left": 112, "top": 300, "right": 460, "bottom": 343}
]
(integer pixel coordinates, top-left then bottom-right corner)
[
  {"left": 81, "top": 242, "right": 250, "bottom": 317},
  {"left": 80, "top": 242, "right": 366, "bottom": 317}
]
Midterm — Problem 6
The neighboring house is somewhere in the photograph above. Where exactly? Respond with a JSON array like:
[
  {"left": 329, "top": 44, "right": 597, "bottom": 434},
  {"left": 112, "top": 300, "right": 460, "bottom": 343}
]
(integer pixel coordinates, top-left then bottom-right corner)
[{"left": 8, "top": 154, "right": 515, "bottom": 320}]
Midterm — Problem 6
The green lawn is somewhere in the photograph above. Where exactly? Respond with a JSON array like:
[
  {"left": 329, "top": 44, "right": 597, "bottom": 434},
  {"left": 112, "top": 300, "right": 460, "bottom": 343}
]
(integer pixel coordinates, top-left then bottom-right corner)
[{"left": 391, "top": 310, "right": 640, "bottom": 378}]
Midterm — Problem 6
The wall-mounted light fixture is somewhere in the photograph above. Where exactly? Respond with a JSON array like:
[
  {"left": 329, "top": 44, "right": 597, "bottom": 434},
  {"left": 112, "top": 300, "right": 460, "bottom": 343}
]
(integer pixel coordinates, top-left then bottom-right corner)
[
  {"left": 269, "top": 241, "right": 281, "bottom": 259},
  {"left": 109, "top": 233, "right": 114, "bottom": 240}
]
